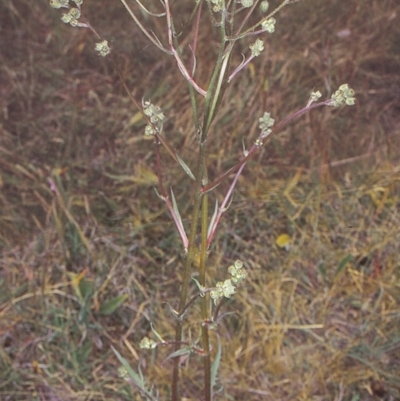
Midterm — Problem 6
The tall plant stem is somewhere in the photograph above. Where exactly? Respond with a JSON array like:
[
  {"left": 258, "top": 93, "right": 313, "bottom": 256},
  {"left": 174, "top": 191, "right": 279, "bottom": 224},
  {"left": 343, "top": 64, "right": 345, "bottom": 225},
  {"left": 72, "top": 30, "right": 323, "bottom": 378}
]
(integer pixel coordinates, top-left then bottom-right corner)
[
  {"left": 200, "top": 184, "right": 211, "bottom": 401},
  {"left": 171, "top": 141, "right": 207, "bottom": 401},
  {"left": 171, "top": 8, "right": 230, "bottom": 399}
]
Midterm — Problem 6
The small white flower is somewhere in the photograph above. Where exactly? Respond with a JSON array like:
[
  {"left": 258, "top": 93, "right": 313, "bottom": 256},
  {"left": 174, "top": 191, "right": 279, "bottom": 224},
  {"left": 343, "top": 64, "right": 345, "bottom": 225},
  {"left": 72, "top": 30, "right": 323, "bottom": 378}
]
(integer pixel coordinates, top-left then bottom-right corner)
[
  {"left": 69, "top": 18, "right": 79, "bottom": 27},
  {"left": 68, "top": 7, "right": 81, "bottom": 19},
  {"left": 49, "top": 0, "right": 69, "bottom": 9},
  {"left": 258, "top": 112, "right": 275, "bottom": 132},
  {"left": 95, "top": 40, "right": 111, "bottom": 57},
  {"left": 250, "top": 38, "right": 264, "bottom": 57},
  {"left": 144, "top": 125, "right": 157, "bottom": 136},
  {"left": 210, "top": 286, "right": 223, "bottom": 304},
  {"left": 61, "top": 8, "right": 82, "bottom": 26},
  {"left": 118, "top": 366, "right": 129, "bottom": 380},
  {"left": 241, "top": 0, "right": 254, "bottom": 7},
  {"left": 330, "top": 84, "right": 355, "bottom": 107},
  {"left": 261, "top": 17, "right": 276, "bottom": 33},
  {"left": 221, "top": 279, "right": 236, "bottom": 298},
  {"left": 310, "top": 91, "right": 322, "bottom": 102},
  {"left": 139, "top": 336, "right": 157, "bottom": 349},
  {"left": 143, "top": 102, "right": 165, "bottom": 124},
  {"left": 259, "top": 1, "right": 269, "bottom": 13},
  {"left": 254, "top": 138, "right": 263, "bottom": 147},
  {"left": 61, "top": 13, "right": 72, "bottom": 24},
  {"left": 258, "top": 112, "right": 274, "bottom": 139},
  {"left": 228, "top": 260, "right": 247, "bottom": 284},
  {"left": 143, "top": 101, "right": 165, "bottom": 135},
  {"left": 211, "top": 0, "right": 224, "bottom": 12}
]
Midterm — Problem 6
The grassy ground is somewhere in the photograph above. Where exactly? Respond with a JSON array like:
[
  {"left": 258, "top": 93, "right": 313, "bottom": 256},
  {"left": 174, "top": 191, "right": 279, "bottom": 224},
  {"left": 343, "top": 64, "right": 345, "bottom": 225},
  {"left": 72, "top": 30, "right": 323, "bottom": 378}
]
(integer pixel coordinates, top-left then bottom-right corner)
[{"left": 1, "top": 0, "right": 400, "bottom": 400}]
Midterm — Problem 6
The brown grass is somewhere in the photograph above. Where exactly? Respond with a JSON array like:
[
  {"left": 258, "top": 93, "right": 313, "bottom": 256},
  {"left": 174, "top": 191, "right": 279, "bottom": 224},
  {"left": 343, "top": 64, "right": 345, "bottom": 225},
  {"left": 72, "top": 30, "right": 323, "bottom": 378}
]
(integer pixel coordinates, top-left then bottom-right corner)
[{"left": 1, "top": 0, "right": 400, "bottom": 400}]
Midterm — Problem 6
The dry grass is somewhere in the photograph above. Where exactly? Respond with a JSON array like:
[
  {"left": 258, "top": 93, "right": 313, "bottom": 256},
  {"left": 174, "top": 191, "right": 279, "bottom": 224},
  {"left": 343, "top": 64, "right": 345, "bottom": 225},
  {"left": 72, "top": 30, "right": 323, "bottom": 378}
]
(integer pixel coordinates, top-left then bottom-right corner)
[{"left": 1, "top": 0, "right": 400, "bottom": 400}]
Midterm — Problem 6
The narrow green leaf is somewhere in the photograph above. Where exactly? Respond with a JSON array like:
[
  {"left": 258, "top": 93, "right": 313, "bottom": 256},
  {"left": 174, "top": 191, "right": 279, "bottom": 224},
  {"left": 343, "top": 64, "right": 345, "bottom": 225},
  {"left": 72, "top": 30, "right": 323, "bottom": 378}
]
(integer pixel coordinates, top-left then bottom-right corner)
[
  {"left": 176, "top": 153, "right": 195, "bottom": 180},
  {"left": 164, "top": 302, "right": 180, "bottom": 319},
  {"left": 163, "top": 347, "right": 191, "bottom": 363},
  {"left": 111, "top": 346, "right": 144, "bottom": 388},
  {"left": 99, "top": 294, "right": 128, "bottom": 315},
  {"left": 211, "top": 334, "right": 222, "bottom": 390},
  {"left": 153, "top": 187, "right": 164, "bottom": 200},
  {"left": 150, "top": 322, "right": 165, "bottom": 343},
  {"left": 335, "top": 254, "right": 353, "bottom": 276},
  {"left": 207, "top": 199, "right": 219, "bottom": 238},
  {"left": 79, "top": 278, "right": 94, "bottom": 301},
  {"left": 317, "top": 262, "right": 326, "bottom": 279},
  {"left": 170, "top": 188, "right": 184, "bottom": 230},
  {"left": 191, "top": 277, "right": 204, "bottom": 293},
  {"left": 112, "top": 346, "right": 156, "bottom": 401}
]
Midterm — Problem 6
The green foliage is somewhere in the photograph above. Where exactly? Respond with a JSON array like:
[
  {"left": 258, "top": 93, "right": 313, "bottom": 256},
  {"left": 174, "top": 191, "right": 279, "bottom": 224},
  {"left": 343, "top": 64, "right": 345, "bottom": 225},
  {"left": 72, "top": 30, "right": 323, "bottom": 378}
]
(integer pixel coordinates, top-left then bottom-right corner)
[{"left": 99, "top": 293, "right": 128, "bottom": 315}]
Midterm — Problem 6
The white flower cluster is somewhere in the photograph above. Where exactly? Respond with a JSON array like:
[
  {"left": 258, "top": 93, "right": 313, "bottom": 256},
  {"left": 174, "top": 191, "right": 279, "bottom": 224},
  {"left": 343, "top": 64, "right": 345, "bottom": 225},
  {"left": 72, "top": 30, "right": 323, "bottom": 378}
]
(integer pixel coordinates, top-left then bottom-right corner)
[
  {"left": 261, "top": 17, "right": 276, "bottom": 33},
  {"left": 50, "top": 0, "right": 82, "bottom": 7},
  {"left": 250, "top": 38, "right": 264, "bottom": 57},
  {"left": 49, "top": 0, "right": 69, "bottom": 8},
  {"left": 50, "top": 0, "right": 110, "bottom": 56},
  {"left": 330, "top": 84, "right": 356, "bottom": 107},
  {"left": 50, "top": 0, "right": 84, "bottom": 26},
  {"left": 61, "top": 7, "right": 81, "bottom": 26},
  {"left": 118, "top": 366, "right": 129, "bottom": 381},
  {"left": 94, "top": 40, "right": 111, "bottom": 57},
  {"left": 139, "top": 336, "right": 158, "bottom": 349},
  {"left": 241, "top": 0, "right": 254, "bottom": 7},
  {"left": 259, "top": 111, "right": 275, "bottom": 138},
  {"left": 259, "top": 1, "right": 269, "bottom": 13},
  {"left": 210, "top": 260, "right": 247, "bottom": 305},
  {"left": 310, "top": 90, "right": 322, "bottom": 102},
  {"left": 143, "top": 101, "right": 165, "bottom": 136},
  {"left": 211, "top": 0, "right": 224, "bottom": 12}
]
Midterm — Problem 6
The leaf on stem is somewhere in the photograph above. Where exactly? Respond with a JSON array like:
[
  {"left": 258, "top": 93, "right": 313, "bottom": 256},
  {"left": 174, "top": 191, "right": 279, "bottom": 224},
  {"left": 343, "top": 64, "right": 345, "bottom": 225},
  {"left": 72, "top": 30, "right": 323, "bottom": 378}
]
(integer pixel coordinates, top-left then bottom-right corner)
[
  {"left": 242, "top": 137, "right": 249, "bottom": 156},
  {"left": 170, "top": 188, "right": 185, "bottom": 231},
  {"left": 112, "top": 346, "right": 155, "bottom": 400},
  {"left": 165, "top": 302, "right": 180, "bottom": 319},
  {"left": 211, "top": 334, "right": 222, "bottom": 390},
  {"left": 164, "top": 347, "right": 191, "bottom": 364},
  {"left": 135, "top": 0, "right": 166, "bottom": 17},
  {"left": 191, "top": 277, "right": 206, "bottom": 295},
  {"left": 207, "top": 199, "right": 219, "bottom": 238},
  {"left": 176, "top": 153, "right": 196, "bottom": 180},
  {"left": 150, "top": 322, "right": 165, "bottom": 343},
  {"left": 153, "top": 187, "right": 166, "bottom": 201}
]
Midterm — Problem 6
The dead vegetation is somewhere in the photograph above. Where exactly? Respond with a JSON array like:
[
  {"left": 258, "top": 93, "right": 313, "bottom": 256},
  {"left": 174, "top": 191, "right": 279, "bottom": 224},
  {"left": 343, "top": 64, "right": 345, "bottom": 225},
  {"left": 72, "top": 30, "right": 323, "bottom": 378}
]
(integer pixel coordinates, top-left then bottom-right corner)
[{"left": 1, "top": 0, "right": 399, "bottom": 400}]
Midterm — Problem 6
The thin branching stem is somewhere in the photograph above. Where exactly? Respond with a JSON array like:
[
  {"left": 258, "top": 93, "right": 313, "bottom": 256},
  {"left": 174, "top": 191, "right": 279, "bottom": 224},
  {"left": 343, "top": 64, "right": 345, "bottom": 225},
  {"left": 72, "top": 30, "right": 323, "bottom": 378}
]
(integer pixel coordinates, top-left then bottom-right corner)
[
  {"left": 165, "top": 0, "right": 207, "bottom": 96},
  {"left": 202, "top": 8, "right": 229, "bottom": 138},
  {"left": 207, "top": 162, "right": 246, "bottom": 247},
  {"left": 202, "top": 100, "right": 330, "bottom": 193},
  {"left": 109, "top": 57, "right": 182, "bottom": 166},
  {"left": 171, "top": 140, "right": 207, "bottom": 401},
  {"left": 228, "top": 0, "right": 291, "bottom": 41},
  {"left": 154, "top": 138, "right": 189, "bottom": 249},
  {"left": 177, "top": 287, "right": 214, "bottom": 320},
  {"left": 233, "top": 0, "right": 259, "bottom": 37},
  {"left": 120, "top": 0, "right": 172, "bottom": 54},
  {"left": 190, "top": 1, "right": 203, "bottom": 75}
]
